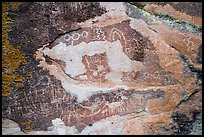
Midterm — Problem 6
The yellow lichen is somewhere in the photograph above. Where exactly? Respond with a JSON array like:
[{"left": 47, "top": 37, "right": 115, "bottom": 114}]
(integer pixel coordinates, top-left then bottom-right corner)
[
  {"left": 135, "top": 108, "right": 146, "bottom": 113},
  {"left": 10, "top": 2, "right": 22, "bottom": 11},
  {"left": 21, "top": 119, "right": 33, "bottom": 126},
  {"left": 183, "top": 92, "right": 193, "bottom": 101},
  {"left": 16, "top": 83, "right": 25, "bottom": 88},
  {"left": 20, "top": 119, "right": 33, "bottom": 131},
  {"left": 2, "top": 2, "right": 27, "bottom": 96},
  {"left": 26, "top": 72, "right": 33, "bottom": 77},
  {"left": 175, "top": 19, "right": 180, "bottom": 23}
]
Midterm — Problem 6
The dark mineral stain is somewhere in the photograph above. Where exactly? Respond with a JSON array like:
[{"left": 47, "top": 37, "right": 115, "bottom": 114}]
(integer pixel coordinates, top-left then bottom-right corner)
[
  {"left": 196, "top": 45, "right": 202, "bottom": 64},
  {"left": 8, "top": 2, "right": 106, "bottom": 54},
  {"left": 103, "top": 20, "right": 154, "bottom": 62},
  {"left": 88, "top": 124, "right": 93, "bottom": 126},
  {"left": 2, "top": 85, "right": 165, "bottom": 132},
  {"left": 44, "top": 55, "right": 53, "bottom": 65},
  {"left": 171, "top": 111, "right": 202, "bottom": 135},
  {"left": 3, "top": 3, "right": 108, "bottom": 124}
]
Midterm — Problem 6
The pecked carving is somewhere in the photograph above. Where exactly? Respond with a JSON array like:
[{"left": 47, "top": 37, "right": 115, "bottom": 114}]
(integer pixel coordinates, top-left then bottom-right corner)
[{"left": 3, "top": 13, "right": 199, "bottom": 134}]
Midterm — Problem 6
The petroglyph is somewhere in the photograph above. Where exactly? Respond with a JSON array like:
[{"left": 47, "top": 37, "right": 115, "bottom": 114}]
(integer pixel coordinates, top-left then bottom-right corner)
[
  {"left": 4, "top": 74, "right": 167, "bottom": 131},
  {"left": 3, "top": 6, "right": 201, "bottom": 134},
  {"left": 36, "top": 20, "right": 157, "bottom": 102},
  {"left": 21, "top": 18, "right": 182, "bottom": 132}
]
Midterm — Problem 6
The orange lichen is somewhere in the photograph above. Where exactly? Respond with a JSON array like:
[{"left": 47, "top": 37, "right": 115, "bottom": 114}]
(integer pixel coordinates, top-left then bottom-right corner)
[
  {"left": 21, "top": 119, "right": 33, "bottom": 126},
  {"left": 20, "top": 119, "right": 33, "bottom": 131},
  {"left": 2, "top": 2, "right": 27, "bottom": 96},
  {"left": 26, "top": 72, "right": 33, "bottom": 77}
]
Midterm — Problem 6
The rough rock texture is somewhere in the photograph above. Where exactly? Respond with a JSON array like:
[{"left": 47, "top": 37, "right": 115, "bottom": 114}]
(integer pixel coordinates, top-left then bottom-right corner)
[
  {"left": 131, "top": 2, "right": 202, "bottom": 17},
  {"left": 130, "top": 2, "right": 202, "bottom": 27},
  {"left": 2, "top": 2, "right": 202, "bottom": 135}
]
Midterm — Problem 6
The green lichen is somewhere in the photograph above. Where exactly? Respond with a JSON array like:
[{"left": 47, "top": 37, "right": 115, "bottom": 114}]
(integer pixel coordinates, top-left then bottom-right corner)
[
  {"left": 185, "top": 21, "right": 201, "bottom": 30},
  {"left": 132, "top": 5, "right": 161, "bottom": 25},
  {"left": 183, "top": 92, "right": 193, "bottom": 101},
  {"left": 135, "top": 108, "right": 146, "bottom": 113},
  {"left": 175, "top": 19, "right": 180, "bottom": 23},
  {"left": 159, "top": 14, "right": 177, "bottom": 21},
  {"left": 2, "top": 2, "right": 27, "bottom": 96},
  {"left": 132, "top": 4, "right": 201, "bottom": 31}
]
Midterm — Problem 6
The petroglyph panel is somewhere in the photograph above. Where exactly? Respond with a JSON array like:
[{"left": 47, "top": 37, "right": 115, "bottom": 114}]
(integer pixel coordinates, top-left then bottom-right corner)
[
  {"left": 26, "top": 19, "right": 181, "bottom": 132},
  {"left": 4, "top": 83, "right": 165, "bottom": 132},
  {"left": 3, "top": 9, "right": 201, "bottom": 134},
  {"left": 36, "top": 20, "right": 179, "bottom": 103}
]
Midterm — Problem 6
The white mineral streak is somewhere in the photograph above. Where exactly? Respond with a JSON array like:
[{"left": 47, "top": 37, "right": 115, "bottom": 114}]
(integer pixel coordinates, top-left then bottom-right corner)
[
  {"left": 2, "top": 113, "right": 151, "bottom": 135},
  {"left": 2, "top": 119, "right": 26, "bottom": 135},
  {"left": 48, "top": 117, "right": 125, "bottom": 135},
  {"left": 38, "top": 40, "right": 142, "bottom": 102},
  {"left": 99, "top": 2, "right": 126, "bottom": 12},
  {"left": 2, "top": 115, "right": 125, "bottom": 135},
  {"left": 51, "top": 118, "right": 67, "bottom": 135},
  {"left": 80, "top": 116, "right": 124, "bottom": 135},
  {"left": 61, "top": 83, "right": 128, "bottom": 103},
  {"left": 79, "top": 75, "right": 87, "bottom": 80}
]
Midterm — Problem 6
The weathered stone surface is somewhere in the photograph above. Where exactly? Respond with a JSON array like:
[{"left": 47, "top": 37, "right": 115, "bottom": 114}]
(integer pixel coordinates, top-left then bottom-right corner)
[
  {"left": 2, "top": 2, "right": 202, "bottom": 135},
  {"left": 131, "top": 2, "right": 202, "bottom": 17},
  {"left": 149, "top": 24, "right": 202, "bottom": 70},
  {"left": 2, "top": 119, "right": 26, "bottom": 135},
  {"left": 130, "top": 2, "right": 202, "bottom": 27},
  {"left": 8, "top": 2, "right": 106, "bottom": 54},
  {"left": 170, "top": 89, "right": 202, "bottom": 135}
]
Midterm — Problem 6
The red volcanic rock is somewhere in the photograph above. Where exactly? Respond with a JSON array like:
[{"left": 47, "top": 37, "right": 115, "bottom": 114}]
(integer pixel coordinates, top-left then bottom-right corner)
[
  {"left": 144, "top": 4, "right": 202, "bottom": 27},
  {"left": 149, "top": 24, "right": 202, "bottom": 70},
  {"left": 130, "top": 2, "right": 202, "bottom": 27}
]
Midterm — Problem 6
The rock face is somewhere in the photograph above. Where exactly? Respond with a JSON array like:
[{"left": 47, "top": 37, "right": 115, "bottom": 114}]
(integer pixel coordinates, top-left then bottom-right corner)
[
  {"left": 2, "top": 2, "right": 202, "bottom": 135},
  {"left": 130, "top": 2, "right": 202, "bottom": 27}
]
